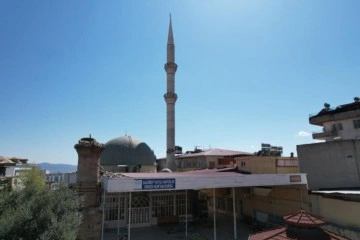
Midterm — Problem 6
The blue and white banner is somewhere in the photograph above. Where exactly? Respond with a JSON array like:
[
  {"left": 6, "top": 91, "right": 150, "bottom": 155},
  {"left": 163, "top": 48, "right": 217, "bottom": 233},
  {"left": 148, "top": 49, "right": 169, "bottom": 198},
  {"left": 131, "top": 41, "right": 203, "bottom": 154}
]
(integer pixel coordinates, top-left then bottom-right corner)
[{"left": 134, "top": 178, "right": 176, "bottom": 190}]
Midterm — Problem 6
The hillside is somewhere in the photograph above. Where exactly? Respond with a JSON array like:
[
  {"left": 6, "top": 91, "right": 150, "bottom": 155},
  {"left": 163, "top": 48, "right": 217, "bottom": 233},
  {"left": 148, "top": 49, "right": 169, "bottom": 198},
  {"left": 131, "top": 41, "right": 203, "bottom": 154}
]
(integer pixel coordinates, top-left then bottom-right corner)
[{"left": 38, "top": 162, "right": 77, "bottom": 173}]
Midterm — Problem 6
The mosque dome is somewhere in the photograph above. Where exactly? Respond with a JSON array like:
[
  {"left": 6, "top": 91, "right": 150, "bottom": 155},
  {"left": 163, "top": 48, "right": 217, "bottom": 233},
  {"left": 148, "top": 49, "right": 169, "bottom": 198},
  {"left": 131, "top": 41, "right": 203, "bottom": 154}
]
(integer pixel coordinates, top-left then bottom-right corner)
[{"left": 100, "top": 136, "right": 156, "bottom": 167}]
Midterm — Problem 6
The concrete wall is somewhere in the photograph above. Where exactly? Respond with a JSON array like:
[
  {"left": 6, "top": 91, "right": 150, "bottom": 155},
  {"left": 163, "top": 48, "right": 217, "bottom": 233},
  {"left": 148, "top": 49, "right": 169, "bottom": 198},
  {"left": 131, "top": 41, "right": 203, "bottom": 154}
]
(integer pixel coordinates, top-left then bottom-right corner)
[
  {"left": 207, "top": 186, "right": 309, "bottom": 222},
  {"left": 175, "top": 156, "right": 212, "bottom": 171},
  {"left": 102, "top": 164, "right": 156, "bottom": 173},
  {"left": 322, "top": 117, "right": 360, "bottom": 141},
  {"left": 297, "top": 139, "right": 360, "bottom": 190},
  {"left": 241, "top": 186, "right": 309, "bottom": 219},
  {"left": 309, "top": 193, "right": 360, "bottom": 239}
]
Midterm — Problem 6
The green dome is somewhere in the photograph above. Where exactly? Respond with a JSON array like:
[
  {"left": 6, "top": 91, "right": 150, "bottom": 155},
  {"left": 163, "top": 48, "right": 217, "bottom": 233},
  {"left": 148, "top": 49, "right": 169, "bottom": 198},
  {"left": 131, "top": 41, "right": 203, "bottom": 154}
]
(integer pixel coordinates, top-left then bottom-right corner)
[{"left": 100, "top": 136, "right": 156, "bottom": 166}]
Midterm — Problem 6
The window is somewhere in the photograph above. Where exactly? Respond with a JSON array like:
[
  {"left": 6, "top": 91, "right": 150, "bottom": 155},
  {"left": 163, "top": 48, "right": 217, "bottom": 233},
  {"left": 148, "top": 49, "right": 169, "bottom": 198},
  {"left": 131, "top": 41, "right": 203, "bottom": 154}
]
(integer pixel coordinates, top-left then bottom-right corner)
[
  {"left": 353, "top": 119, "right": 360, "bottom": 129},
  {"left": 338, "top": 123, "right": 343, "bottom": 131}
]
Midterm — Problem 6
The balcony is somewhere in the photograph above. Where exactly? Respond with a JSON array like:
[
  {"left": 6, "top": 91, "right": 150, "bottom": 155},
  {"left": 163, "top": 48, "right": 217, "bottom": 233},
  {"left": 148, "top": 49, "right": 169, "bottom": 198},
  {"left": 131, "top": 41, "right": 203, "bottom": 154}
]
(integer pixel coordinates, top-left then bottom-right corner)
[{"left": 312, "top": 130, "right": 338, "bottom": 140}]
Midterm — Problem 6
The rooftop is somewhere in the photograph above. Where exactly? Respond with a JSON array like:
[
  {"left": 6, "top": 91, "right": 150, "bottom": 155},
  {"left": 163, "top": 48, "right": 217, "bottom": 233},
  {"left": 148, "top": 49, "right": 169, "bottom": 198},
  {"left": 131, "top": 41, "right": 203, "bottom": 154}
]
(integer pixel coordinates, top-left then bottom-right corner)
[
  {"left": 249, "top": 227, "right": 349, "bottom": 240},
  {"left": 310, "top": 98, "right": 360, "bottom": 120},
  {"left": 102, "top": 168, "right": 307, "bottom": 193},
  {"left": 249, "top": 210, "right": 350, "bottom": 240},
  {"left": 177, "top": 148, "right": 252, "bottom": 159},
  {"left": 283, "top": 210, "right": 325, "bottom": 228}
]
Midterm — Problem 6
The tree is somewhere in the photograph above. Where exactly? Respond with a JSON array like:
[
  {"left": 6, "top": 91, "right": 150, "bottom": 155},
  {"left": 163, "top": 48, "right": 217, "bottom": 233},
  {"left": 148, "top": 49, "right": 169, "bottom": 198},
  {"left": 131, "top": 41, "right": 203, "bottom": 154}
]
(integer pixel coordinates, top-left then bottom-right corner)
[{"left": 0, "top": 169, "right": 82, "bottom": 240}]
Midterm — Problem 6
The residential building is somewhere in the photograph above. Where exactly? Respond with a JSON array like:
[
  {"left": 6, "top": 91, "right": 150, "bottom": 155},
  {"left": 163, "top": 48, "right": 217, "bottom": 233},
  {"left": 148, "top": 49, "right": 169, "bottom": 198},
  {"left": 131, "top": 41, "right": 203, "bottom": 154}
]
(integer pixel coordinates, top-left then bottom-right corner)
[
  {"left": 298, "top": 98, "right": 360, "bottom": 190},
  {"left": 45, "top": 172, "right": 77, "bottom": 188},
  {"left": 235, "top": 155, "right": 299, "bottom": 174},
  {"left": 310, "top": 97, "right": 360, "bottom": 141},
  {"left": 296, "top": 98, "right": 360, "bottom": 239},
  {"left": 0, "top": 156, "right": 38, "bottom": 190},
  {"left": 174, "top": 147, "right": 252, "bottom": 172}
]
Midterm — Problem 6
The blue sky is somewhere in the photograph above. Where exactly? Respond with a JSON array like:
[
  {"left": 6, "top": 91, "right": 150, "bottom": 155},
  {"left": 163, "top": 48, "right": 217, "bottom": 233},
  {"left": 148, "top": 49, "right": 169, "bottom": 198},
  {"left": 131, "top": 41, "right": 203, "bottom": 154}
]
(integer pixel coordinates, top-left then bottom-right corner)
[{"left": 1, "top": 1, "right": 359, "bottom": 165}]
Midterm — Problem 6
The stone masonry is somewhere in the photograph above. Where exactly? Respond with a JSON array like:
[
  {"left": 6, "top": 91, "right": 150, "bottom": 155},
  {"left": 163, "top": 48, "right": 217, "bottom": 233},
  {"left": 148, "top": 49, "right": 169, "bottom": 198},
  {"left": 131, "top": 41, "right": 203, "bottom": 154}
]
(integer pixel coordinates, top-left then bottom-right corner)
[{"left": 74, "top": 137, "right": 104, "bottom": 240}]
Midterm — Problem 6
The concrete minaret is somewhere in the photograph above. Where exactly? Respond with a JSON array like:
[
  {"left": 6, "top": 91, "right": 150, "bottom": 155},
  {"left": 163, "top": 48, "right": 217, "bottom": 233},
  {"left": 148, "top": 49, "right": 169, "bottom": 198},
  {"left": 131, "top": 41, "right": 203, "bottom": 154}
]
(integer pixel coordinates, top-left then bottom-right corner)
[{"left": 164, "top": 16, "right": 177, "bottom": 171}]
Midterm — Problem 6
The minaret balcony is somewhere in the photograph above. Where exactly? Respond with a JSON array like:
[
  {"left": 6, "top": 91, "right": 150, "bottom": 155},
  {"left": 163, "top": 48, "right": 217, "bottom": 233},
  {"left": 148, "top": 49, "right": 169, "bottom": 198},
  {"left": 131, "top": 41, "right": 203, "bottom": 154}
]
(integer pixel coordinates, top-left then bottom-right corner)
[
  {"left": 164, "top": 93, "right": 178, "bottom": 103},
  {"left": 164, "top": 62, "right": 178, "bottom": 73}
]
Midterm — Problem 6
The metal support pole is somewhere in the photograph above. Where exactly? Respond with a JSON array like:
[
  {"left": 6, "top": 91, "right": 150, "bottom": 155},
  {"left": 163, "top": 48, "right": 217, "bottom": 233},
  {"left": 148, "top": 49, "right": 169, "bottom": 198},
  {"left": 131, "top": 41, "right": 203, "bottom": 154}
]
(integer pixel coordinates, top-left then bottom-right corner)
[
  {"left": 272, "top": 188, "right": 275, "bottom": 219},
  {"left": 118, "top": 193, "right": 120, "bottom": 236},
  {"left": 101, "top": 189, "right": 105, "bottom": 240},
  {"left": 213, "top": 188, "right": 217, "bottom": 240},
  {"left": 251, "top": 187, "right": 254, "bottom": 218},
  {"left": 300, "top": 188, "right": 304, "bottom": 209},
  {"left": 173, "top": 193, "right": 177, "bottom": 216},
  {"left": 186, "top": 189, "right": 188, "bottom": 239},
  {"left": 128, "top": 192, "right": 132, "bottom": 240},
  {"left": 232, "top": 187, "right": 237, "bottom": 240}
]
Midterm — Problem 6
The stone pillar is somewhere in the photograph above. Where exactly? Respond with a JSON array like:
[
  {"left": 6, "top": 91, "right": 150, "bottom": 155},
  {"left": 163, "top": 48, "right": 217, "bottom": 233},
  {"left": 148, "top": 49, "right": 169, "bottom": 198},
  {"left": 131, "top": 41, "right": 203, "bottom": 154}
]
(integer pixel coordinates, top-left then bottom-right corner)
[{"left": 74, "top": 137, "right": 105, "bottom": 240}]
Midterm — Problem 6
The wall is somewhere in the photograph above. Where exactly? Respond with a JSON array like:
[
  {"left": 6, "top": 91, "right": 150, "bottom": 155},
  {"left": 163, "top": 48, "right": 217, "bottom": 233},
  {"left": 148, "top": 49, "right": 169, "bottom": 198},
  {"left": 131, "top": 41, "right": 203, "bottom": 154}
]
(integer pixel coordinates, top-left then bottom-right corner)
[
  {"left": 207, "top": 186, "right": 309, "bottom": 223},
  {"left": 235, "top": 156, "right": 299, "bottom": 174},
  {"left": 175, "top": 156, "right": 208, "bottom": 172},
  {"left": 309, "top": 193, "right": 360, "bottom": 239},
  {"left": 322, "top": 117, "right": 360, "bottom": 141},
  {"left": 297, "top": 139, "right": 360, "bottom": 190},
  {"left": 241, "top": 186, "right": 309, "bottom": 220},
  {"left": 101, "top": 164, "right": 156, "bottom": 173},
  {"left": 5, "top": 166, "right": 15, "bottom": 177}
]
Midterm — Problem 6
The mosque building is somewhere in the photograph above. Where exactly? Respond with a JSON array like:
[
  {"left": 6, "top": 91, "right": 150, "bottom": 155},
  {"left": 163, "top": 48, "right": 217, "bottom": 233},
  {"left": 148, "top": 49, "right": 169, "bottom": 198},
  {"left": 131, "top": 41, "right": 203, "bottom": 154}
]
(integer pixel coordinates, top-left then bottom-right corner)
[
  {"left": 74, "top": 17, "right": 310, "bottom": 240},
  {"left": 100, "top": 136, "right": 157, "bottom": 173}
]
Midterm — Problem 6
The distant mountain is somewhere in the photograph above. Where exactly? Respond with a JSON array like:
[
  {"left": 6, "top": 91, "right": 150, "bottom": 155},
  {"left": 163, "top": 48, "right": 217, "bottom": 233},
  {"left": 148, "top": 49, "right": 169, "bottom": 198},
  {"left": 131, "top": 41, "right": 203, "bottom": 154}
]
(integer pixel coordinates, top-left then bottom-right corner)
[{"left": 38, "top": 162, "right": 77, "bottom": 173}]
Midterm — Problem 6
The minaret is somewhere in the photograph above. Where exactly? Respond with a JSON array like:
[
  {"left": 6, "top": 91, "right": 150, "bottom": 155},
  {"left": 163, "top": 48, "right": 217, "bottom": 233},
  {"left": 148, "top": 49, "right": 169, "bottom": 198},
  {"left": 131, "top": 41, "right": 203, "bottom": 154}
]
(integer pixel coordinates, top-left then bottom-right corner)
[
  {"left": 74, "top": 136, "right": 104, "bottom": 240},
  {"left": 164, "top": 15, "right": 177, "bottom": 171}
]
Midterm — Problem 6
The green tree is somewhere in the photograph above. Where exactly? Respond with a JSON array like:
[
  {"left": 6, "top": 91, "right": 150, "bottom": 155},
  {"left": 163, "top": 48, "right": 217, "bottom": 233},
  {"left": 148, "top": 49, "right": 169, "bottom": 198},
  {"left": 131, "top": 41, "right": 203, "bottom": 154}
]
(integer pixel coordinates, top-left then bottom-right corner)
[
  {"left": 19, "top": 167, "right": 46, "bottom": 189},
  {"left": 0, "top": 169, "right": 81, "bottom": 240}
]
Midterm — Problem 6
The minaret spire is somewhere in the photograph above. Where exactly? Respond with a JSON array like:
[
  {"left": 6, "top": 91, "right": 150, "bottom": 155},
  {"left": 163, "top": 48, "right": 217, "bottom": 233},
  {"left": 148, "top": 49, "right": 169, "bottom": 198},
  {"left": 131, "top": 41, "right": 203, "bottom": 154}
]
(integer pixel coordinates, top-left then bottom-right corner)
[
  {"left": 168, "top": 14, "right": 174, "bottom": 45},
  {"left": 164, "top": 15, "right": 178, "bottom": 171}
]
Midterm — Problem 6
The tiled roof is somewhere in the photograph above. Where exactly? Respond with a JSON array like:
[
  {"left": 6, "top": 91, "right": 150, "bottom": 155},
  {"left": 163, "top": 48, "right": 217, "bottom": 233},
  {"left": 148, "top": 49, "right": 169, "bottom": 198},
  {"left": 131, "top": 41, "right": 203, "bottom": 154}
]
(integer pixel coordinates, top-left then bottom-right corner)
[
  {"left": 249, "top": 210, "right": 350, "bottom": 240},
  {"left": 0, "top": 156, "right": 14, "bottom": 164},
  {"left": 249, "top": 227, "right": 287, "bottom": 240},
  {"left": 176, "top": 148, "right": 252, "bottom": 159},
  {"left": 249, "top": 227, "right": 349, "bottom": 240},
  {"left": 283, "top": 210, "right": 325, "bottom": 227}
]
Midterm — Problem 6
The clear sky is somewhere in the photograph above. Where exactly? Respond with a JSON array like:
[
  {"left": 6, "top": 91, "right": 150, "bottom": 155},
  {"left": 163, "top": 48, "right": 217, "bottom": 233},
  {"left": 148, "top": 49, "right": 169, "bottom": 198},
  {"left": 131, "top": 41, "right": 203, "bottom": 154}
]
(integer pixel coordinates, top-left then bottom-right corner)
[{"left": 1, "top": 1, "right": 359, "bottom": 165}]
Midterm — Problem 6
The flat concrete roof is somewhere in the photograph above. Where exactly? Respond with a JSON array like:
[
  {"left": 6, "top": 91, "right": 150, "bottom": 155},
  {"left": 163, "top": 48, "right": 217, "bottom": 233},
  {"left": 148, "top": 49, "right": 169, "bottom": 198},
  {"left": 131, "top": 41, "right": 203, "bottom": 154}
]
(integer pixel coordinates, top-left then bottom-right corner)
[{"left": 103, "top": 170, "right": 307, "bottom": 193}]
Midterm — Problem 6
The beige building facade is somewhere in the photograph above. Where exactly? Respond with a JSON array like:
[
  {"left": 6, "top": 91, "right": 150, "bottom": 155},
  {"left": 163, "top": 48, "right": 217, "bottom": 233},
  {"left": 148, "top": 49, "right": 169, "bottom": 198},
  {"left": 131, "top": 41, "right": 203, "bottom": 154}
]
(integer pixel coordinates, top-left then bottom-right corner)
[
  {"left": 309, "top": 192, "right": 360, "bottom": 239},
  {"left": 235, "top": 156, "right": 299, "bottom": 174},
  {"left": 174, "top": 148, "right": 251, "bottom": 172}
]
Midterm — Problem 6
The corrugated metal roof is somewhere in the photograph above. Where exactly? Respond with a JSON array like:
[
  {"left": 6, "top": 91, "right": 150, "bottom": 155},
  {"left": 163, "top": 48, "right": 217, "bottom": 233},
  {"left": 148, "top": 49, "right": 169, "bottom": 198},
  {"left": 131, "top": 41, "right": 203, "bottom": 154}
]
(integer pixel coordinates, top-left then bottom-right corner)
[
  {"left": 120, "top": 169, "right": 243, "bottom": 178},
  {"left": 103, "top": 171, "right": 308, "bottom": 193},
  {"left": 176, "top": 148, "right": 252, "bottom": 159}
]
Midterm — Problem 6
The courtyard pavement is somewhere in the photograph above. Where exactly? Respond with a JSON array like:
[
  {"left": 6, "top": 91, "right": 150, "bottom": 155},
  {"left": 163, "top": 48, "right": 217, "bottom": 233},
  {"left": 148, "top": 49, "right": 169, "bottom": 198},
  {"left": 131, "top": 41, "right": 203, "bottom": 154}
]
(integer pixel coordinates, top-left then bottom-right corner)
[{"left": 104, "top": 215, "right": 252, "bottom": 240}]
